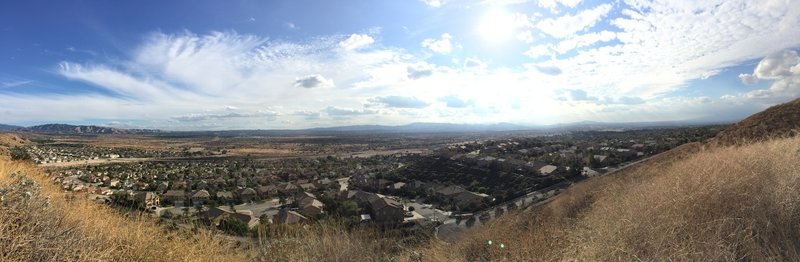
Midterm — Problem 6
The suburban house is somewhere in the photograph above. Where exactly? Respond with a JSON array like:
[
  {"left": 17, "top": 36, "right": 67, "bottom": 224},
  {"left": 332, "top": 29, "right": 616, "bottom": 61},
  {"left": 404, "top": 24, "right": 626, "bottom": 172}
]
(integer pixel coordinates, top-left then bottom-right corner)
[
  {"left": 369, "top": 197, "right": 405, "bottom": 225},
  {"left": 239, "top": 187, "right": 257, "bottom": 202},
  {"left": 295, "top": 192, "right": 325, "bottom": 218},
  {"left": 230, "top": 210, "right": 260, "bottom": 228},
  {"left": 388, "top": 182, "right": 406, "bottom": 193},
  {"left": 582, "top": 167, "right": 601, "bottom": 177},
  {"left": 133, "top": 192, "right": 160, "bottom": 210},
  {"left": 314, "top": 178, "right": 334, "bottom": 189},
  {"left": 191, "top": 190, "right": 210, "bottom": 205},
  {"left": 593, "top": 155, "right": 608, "bottom": 163},
  {"left": 402, "top": 180, "right": 430, "bottom": 195},
  {"left": 200, "top": 207, "right": 260, "bottom": 228},
  {"left": 338, "top": 190, "right": 358, "bottom": 201},
  {"left": 163, "top": 190, "right": 186, "bottom": 205},
  {"left": 538, "top": 165, "right": 558, "bottom": 176},
  {"left": 216, "top": 191, "right": 234, "bottom": 204},
  {"left": 273, "top": 209, "right": 308, "bottom": 224},
  {"left": 277, "top": 183, "right": 299, "bottom": 195},
  {"left": 200, "top": 207, "right": 230, "bottom": 226},
  {"left": 435, "top": 185, "right": 467, "bottom": 200},
  {"left": 299, "top": 183, "right": 316, "bottom": 192},
  {"left": 257, "top": 185, "right": 278, "bottom": 198},
  {"left": 452, "top": 191, "right": 490, "bottom": 210}
]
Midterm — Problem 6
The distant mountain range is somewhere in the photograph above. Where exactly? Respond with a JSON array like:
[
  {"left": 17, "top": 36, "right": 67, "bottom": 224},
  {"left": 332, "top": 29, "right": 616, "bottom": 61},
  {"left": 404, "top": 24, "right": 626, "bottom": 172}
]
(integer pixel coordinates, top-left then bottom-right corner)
[
  {"left": 0, "top": 124, "right": 160, "bottom": 134},
  {"left": 0, "top": 120, "right": 731, "bottom": 135},
  {"left": 0, "top": 124, "right": 23, "bottom": 131}
]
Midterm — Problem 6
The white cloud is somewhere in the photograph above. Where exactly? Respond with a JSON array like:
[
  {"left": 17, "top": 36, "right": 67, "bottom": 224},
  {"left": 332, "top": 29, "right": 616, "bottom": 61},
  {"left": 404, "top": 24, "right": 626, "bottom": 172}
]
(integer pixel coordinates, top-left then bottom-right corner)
[
  {"left": 407, "top": 63, "right": 435, "bottom": 80},
  {"left": 421, "top": 33, "right": 453, "bottom": 54},
  {"left": 738, "top": 50, "right": 800, "bottom": 102},
  {"left": 536, "top": 4, "right": 612, "bottom": 38},
  {"left": 524, "top": 45, "right": 552, "bottom": 59},
  {"left": 339, "top": 34, "right": 374, "bottom": 50},
  {"left": 1, "top": 80, "right": 33, "bottom": 88},
  {"left": 554, "top": 30, "right": 616, "bottom": 54},
  {"left": 420, "top": 0, "right": 444, "bottom": 7},
  {"left": 172, "top": 111, "right": 279, "bottom": 122},
  {"left": 463, "top": 57, "right": 487, "bottom": 70},
  {"left": 294, "top": 74, "right": 335, "bottom": 88},
  {"left": 538, "top": 0, "right": 583, "bottom": 12},
  {"left": 739, "top": 73, "right": 758, "bottom": 85},
  {"left": 324, "top": 106, "right": 378, "bottom": 116},
  {"left": 516, "top": 31, "right": 535, "bottom": 44},
  {"left": 370, "top": 96, "right": 430, "bottom": 108},
  {"left": 536, "top": 0, "right": 800, "bottom": 100},
  {"left": 438, "top": 95, "right": 475, "bottom": 108}
]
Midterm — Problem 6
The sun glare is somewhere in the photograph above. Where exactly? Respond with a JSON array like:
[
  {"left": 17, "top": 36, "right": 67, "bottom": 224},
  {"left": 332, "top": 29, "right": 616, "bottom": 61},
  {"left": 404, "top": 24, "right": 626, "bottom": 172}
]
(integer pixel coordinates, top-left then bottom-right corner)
[{"left": 477, "top": 10, "right": 515, "bottom": 44}]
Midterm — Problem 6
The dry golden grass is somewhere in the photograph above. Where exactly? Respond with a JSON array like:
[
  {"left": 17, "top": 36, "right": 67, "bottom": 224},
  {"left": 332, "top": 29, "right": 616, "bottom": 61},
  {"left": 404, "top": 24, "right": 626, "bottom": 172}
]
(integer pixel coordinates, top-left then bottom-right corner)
[
  {"left": 0, "top": 159, "right": 245, "bottom": 262},
  {"left": 421, "top": 137, "right": 800, "bottom": 261},
  {"left": 253, "top": 221, "right": 421, "bottom": 262}
]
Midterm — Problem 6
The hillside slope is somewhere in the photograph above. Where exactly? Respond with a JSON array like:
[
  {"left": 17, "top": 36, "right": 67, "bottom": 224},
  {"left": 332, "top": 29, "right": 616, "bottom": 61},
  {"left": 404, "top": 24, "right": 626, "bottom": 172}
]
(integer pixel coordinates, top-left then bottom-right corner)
[
  {"left": 713, "top": 98, "right": 800, "bottom": 145},
  {"left": 420, "top": 135, "right": 800, "bottom": 260},
  {"left": 0, "top": 159, "right": 245, "bottom": 261}
]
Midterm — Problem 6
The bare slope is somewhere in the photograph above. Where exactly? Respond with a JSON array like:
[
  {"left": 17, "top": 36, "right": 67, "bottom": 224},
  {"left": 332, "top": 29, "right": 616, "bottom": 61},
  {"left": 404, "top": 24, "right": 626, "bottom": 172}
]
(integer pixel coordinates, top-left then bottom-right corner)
[{"left": 714, "top": 98, "right": 800, "bottom": 145}]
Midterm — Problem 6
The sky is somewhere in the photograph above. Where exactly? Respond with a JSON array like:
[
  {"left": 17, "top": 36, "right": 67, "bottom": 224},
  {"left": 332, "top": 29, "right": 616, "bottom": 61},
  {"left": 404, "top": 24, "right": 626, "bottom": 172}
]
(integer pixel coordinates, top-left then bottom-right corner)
[{"left": 1, "top": 0, "right": 799, "bottom": 130}]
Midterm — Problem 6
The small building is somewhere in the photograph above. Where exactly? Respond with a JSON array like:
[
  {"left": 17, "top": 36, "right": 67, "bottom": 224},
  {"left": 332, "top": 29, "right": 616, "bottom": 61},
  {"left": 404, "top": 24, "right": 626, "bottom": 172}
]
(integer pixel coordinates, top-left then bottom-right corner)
[
  {"left": 299, "top": 183, "right": 316, "bottom": 192},
  {"left": 191, "top": 190, "right": 210, "bottom": 206},
  {"left": 582, "top": 167, "right": 601, "bottom": 177},
  {"left": 133, "top": 192, "right": 160, "bottom": 210},
  {"left": 452, "top": 191, "right": 489, "bottom": 210},
  {"left": 273, "top": 209, "right": 308, "bottom": 224},
  {"left": 163, "top": 190, "right": 186, "bottom": 206},
  {"left": 369, "top": 197, "right": 405, "bottom": 225},
  {"left": 277, "top": 183, "right": 299, "bottom": 195},
  {"left": 216, "top": 191, "right": 235, "bottom": 204},
  {"left": 538, "top": 165, "right": 558, "bottom": 176},
  {"left": 593, "top": 155, "right": 608, "bottom": 163},
  {"left": 298, "top": 198, "right": 325, "bottom": 218},
  {"left": 239, "top": 187, "right": 257, "bottom": 203},
  {"left": 435, "top": 185, "right": 467, "bottom": 199},
  {"left": 257, "top": 185, "right": 278, "bottom": 198}
]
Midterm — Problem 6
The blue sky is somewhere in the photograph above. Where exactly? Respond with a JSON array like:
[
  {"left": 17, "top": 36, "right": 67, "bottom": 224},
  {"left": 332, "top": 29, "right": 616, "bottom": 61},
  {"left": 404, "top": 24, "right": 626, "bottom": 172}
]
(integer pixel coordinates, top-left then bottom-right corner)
[{"left": 1, "top": 0, "right": 799, "bottom": 130}]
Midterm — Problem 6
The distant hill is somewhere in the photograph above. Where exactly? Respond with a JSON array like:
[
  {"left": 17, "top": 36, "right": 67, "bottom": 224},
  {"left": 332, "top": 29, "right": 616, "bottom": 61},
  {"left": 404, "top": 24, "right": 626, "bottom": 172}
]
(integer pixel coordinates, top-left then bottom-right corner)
[
  {"left": 0, "top": 124, "right": 22, "bottom": 131},
  {"left": 19, "top": 124, "right": 159, "bottom": 135},
  {"left": 713, "top": 98, "right": 800, "bottom": 145}
]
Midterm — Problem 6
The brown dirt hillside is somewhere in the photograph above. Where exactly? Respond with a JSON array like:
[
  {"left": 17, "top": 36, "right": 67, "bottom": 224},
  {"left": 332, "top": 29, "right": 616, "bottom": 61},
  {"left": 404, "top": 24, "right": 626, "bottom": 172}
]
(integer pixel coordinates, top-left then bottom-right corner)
[
  {"left": 713, "top": 98, "right": 800, "bottom": 145},
  {"left": 419, "top": 135, "right": 800, "bottom": 261},
  {"left": 0, "top": 133, "right": 28, "bottom": 158}
]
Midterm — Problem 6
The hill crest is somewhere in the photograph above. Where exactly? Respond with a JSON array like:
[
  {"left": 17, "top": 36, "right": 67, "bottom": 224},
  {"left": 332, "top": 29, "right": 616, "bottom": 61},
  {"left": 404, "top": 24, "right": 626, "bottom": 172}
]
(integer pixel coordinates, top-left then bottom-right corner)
[{"left": 713, "top": 98, "right": 800, "bottom": 145}]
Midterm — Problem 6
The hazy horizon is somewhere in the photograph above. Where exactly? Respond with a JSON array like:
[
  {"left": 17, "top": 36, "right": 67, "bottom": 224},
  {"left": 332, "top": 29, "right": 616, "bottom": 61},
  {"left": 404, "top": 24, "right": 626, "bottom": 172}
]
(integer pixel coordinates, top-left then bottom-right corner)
[{"left": 1, "top": 0, "right": 799, "bottom": 130}]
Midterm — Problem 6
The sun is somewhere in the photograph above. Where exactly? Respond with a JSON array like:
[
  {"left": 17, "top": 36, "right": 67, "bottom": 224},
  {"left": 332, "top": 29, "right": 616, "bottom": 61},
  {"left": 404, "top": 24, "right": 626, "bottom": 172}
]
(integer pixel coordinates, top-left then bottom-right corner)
[{"left": 477, "top": 10, "right": 516, "bottom": 44}]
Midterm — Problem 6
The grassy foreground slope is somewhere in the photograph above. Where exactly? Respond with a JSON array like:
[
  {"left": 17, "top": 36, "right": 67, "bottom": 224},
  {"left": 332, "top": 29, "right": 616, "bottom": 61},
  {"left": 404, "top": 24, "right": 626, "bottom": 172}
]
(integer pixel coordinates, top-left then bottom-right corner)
[
  {"left": 421, "top": 136, "right": 800, "bottom": 261},
  {"left": 0, "top": 153, "right": 245, "bottom": 261}
]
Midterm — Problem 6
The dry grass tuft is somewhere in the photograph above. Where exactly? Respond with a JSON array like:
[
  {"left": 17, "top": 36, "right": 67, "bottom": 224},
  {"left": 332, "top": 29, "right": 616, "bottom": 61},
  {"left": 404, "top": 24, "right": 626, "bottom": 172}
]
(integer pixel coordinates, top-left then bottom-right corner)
[{"left": 421, "top": 137, "right": 800, "bottom": 261}]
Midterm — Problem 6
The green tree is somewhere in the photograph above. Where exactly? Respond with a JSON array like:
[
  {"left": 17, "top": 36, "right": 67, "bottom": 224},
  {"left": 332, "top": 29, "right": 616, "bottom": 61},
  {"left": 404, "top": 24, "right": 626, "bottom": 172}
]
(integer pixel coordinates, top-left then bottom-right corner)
[
  {"left": 219, "top": 217, "right": 250, "bottom": 236},
  {"left": 10, "top": 147, "right": 31, "bottom": 161}
]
